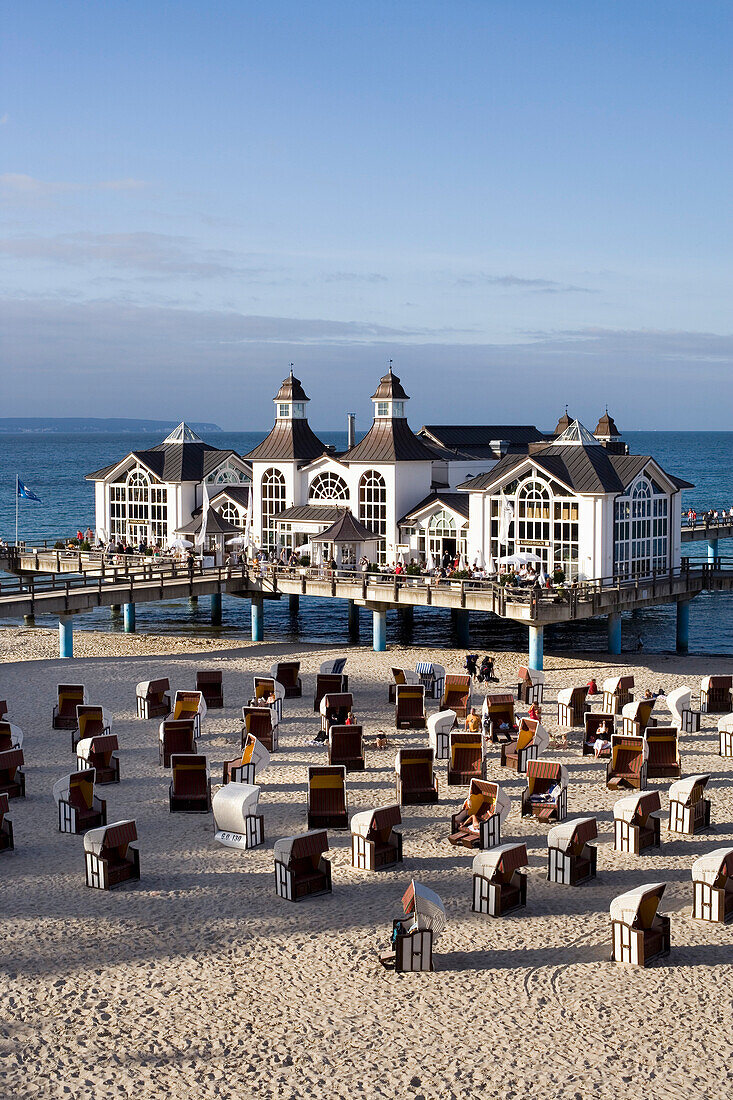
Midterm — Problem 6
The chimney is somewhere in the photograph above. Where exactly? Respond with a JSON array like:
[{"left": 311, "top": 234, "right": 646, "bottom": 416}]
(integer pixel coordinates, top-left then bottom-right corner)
[{"left": 347, "top": 413, "right": 356, "bottom": 449}]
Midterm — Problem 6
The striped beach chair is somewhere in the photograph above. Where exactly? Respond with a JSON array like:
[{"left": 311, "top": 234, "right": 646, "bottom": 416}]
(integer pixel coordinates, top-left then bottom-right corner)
[
  {"left": 395, "top": 748, "right": 438, "bottom": 805},
  {"left": 0, "top": 749, "right": 26, "bottom": 800},
  {"left": 273, "top": 830, "right": 332, "bottom": 901},
  {"left": 53, "top": 768, "right": 107, "bottom": 834},
  {"left": 471, "top": 843, "right": 529, "bottom": 916},
  {"left": 692, "top": 848, "right": 733, "bottom": 923},
  {"left": 449, "top": 779, "right": 510, "bottom": 850},
  {"left": 307, "top": 765, "right": 348, "bottom": 829},
  {"left": 613, "top": 791, "right": 662, "bottom": 853},
  {"left": 350, "top": 804, "right": 403, "bottom": 871},
  {"left": 84, "top": 819, "right": 140, "bottom": 890},
  {"left": 610, "top": 882, "right": 670, "bottom": 967},
  {"left": 76, "top": 734, "right": 120, "bottom": 784},
  {"left": 606, "top": 735, "right": 648, "bottom": 790},
  {"left": 521, "top": 759, "right": 567, "bottom": 822},
  {"left": 645, "top": 727, "right": 681, "bottom": 779},
  {"left": 668, "top": 774, "right": 711, "bottom": 835},
  {"left": 547, "top": 817, "right": 598, "bottom": 885}
]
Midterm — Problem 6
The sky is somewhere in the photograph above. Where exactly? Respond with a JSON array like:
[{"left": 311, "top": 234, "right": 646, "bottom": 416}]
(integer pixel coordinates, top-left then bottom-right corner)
[{"left": 1, "top": 1, "right": 731, "bottom": 430}]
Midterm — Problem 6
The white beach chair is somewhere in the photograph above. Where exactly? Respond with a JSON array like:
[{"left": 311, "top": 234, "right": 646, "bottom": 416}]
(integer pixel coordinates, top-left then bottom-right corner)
[
  {"left": 213, "top": 782, "right": 264, "bottom": 849},
  {"left": 427, "top": 710, "right": 456, "bottom": 760}
]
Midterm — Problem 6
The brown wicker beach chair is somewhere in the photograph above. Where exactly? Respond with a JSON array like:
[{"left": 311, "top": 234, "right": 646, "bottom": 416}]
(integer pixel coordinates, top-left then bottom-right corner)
[
  {"left": 76, "top": 734, "right": 120, "bottom": 784},
  {"left": 73, "top": 705, "right": 110, "bottom": 752},
  {"left": 350, "top": 804, "right": 403, "bottom": 870},
  {"left": 668, "top": 774, "right": 711, "bottom": 835},
  {"left": 602, "top": 675, "right": 634, "bottom": 714},
  {"left": 621, "top": 699, "right": 657, "bottom": 737},
  {"left": 471, "top": 843, "right": 529, "bottom": 916},
  {"left": 692, "top": 849, "right": 733, "bottom": 923},
  {"left": 516, "top": 666, "right": 545, "bottom": 705},
  {"left": 501, "top": 717, "right": 548, "bottom": 773},
  {"left": 171, "top": 690, "right": 206, "bottom": 737},
  {"left": 701, "top": 675, "right": 733, "bottom": 713},
  {"left": 53, "top": 684, "right": 85, "bottom": 730},
  {"left": 136, "top": 677, "right": 170, "bottom": 719},
  {"left": 440, "top": 674, "right": 471, "bottom": 719},
  {"left": 483, "top": 693, "right": 516, "bottom": 742},
  {"left": 645, "top": 727, "right": 681, "bottom": 779},
  {"left": 388, "top": 667, "right": 420, "bottom": 703},
  {"left": 395, "top": 748, "right": 438, "bottom": 805},
  {"left": 521, "top": 759, "right": 567, "bottom": 822},
  {"left": 169, "top": 754, "right": 211, "bottom": 813},
  {"left": 241, "top": 706, "right": 278, "bottom": 752},
  {"left": 582, "top": 713, "right": 615, "bottom": 756},
  {"left": 395, "top": 684, "right": 426, "bottom": 730},
  {"left": 547, "top": 817, "right": 598, "bottom": 885},
  {"left": 328, "top": 725, "right": 365, "bottom": 771},
  {"left": 447, "top": 731, "right": 483, "bottom": 785},
  {"left": 307, "top": 765, "right": 348, "bottom": 829},
  {"left": 313, "top": 673, "right": 348, "bottom": 711},
  {"left": 270, "top": 661, "right": 302, "bottom": 698},
  {"left": 320, "top": 693, "right": 353, "bottom": 736},
  {"left": 557, "top": 685, "right": 590, "bottom": 728},
  {"left": 610, "top": 883, "right": 670, "bottom": 967},
  {"left": 54, "top": 768, "right": 107, "bottom": 834},
  {"left": 613, "top": 791, "right": 662, "bottom": 853},
  {"left": 0, "top": 722, "right": 20, "bottom": 753},
  {"left": 196, "top": 670, "right": 223, "bottom": 708},
  {"left": 274, "top": 831, "right": 332, "bottom": 901},
  {"left": 84, "top": 819, "right": 140, "bottom": 891},
  {"left": 159, "top": 719, "right": 196, "bottom": 767},
  {"left": 606, "top": 735, "right": 648, "bottom": 790},
  {"left": 0, "top": 794, "right": 13, "bottom": 852},
  {"left": 0, "top": 749, "right": 25, "bottom": 799},
  {"left": 449, "top": 779, "right": 508, "bottom": 849}
]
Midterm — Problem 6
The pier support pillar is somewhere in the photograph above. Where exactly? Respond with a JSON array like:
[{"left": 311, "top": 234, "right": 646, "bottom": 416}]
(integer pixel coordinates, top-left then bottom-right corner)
[
  {"left": 288, "top": 594, "right": 300, "bottom": 615},
  {"left": 455, "top": 609, "right": 470, "bottom": 649},
  {"left": 707, "top": 539, "right": 721, "bottom": 564},
  {"left": 58, "top": 616, "right": 74, "bottom": 659},
  {"left": 607, "top": 612, "right": 622, "bottom": 655},
  {"left": 251, "top": 595, "right": 264, "bottom": 642},
  {"left": 123, "top": 603, "right": 136, "bottom": 633},
  {"left": 348, "top": 599, "right": 360, "bottom": 638},
  {"left": 189, "top": 595, "right": 199, "bottom": 607},
  {"left": 211, "top": 593, "right": 222, "bottom": 625},
  {"left": 676, "top": 599, "right": 690, "bottom": 655},
  {"left": 528, "top": 625, "right": 544, "bottom": 671},
  {"left": 373, "top": 609, "right": 387, "bottom": 652}
]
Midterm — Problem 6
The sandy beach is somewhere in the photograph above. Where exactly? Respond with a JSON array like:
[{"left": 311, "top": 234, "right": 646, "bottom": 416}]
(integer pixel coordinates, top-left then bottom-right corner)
[{"left": 2, "top": 628, "right": 732, "bottom": 1100}]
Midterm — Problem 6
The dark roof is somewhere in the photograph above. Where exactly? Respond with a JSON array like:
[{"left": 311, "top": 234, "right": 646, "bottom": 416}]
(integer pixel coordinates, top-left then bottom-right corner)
[
  {"left": 209, "top": 485, "right": 251, "bottom": 506},
  {"left": 242, "top": 419, "right": 327, "bottom": 463},
  {"left": 371, "top": 367, "right": 409, "bottom": 401},
  {"left": 594, "top": 411, "right": 620, "bottom": 437},
  {"left": 341, "top": 417, "right": 447, "bottom": 463},
  {"left": 273, "top": 505, "right": 345, "bottom": 524},
  {"left": 398, "top": 492, "right": 470, "bottom": 526},
  {"left": 313, "top": 510, "right": 381, "bottom": 543},
  {"left": 419, "top": 424, "right": 545, "bottom": 458},
  {"left": 86, "top": 443, "right": 240, "bottom": 483},
  {"left": 176, "top": 507, "right": 243, "bottom": 535},
  {"left": 274, "top": 369, "right": 309, "bottom": 403}
]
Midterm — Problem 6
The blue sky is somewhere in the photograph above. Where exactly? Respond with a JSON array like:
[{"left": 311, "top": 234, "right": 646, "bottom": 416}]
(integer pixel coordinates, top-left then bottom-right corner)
[{"left": 1, "top": 1, "right": 731, "bottom": 429}]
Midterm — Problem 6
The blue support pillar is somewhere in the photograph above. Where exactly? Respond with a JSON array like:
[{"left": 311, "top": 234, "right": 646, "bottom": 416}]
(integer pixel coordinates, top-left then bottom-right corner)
[
  {"left": 59, "top": 616, "right": 74, "bottom": 659},
  {"left": 676, "top": 599, "right": 690, "bottom": 655},
  {"left": 528, "top": 624, "right": 544, "bottom": 670},
  {"left": 348, "top": 599, "right": 360, "bottom": 637},
  {"left": 251, "top": 595, "right": 264, "bottom": 642},
  {"left": 123, "top": 602, "right": 136, "bottom": 633},
  {"left": 455, "top": 609, "right": 470, "bottom": 649},
  {"left": 707, "top": 539, "right": 721, "bottom": 564},
  {"left": 211, "top": 592, "right": 222, "bottom": 625},
  {"left": 289, "top": 594, "right": 300, "bottom": 615},
  {"left": 373, "top": 609, "right": 387, "bottom": 652},
  {"left": 608, "top": 611, "right": 622, "bottom": 655}
]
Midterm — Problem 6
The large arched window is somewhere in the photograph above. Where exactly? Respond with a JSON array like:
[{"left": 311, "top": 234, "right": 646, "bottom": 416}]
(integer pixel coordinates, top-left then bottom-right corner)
[
  {"left": 359, "top": 470, "right": 387, "bottom": 562},
  {"left": 110, "top": 466, "right": 167, "bottom": 544},
  {"left": 261, "top": 468, "right": 286, "bottom": 551},
  {"left": 309, "top": 472, "right": 349, "bottom": 501},
  {"left": 218, "top": 501, "right": 243, "bottom": 528},
  {"left": 489, "top": 475, "right": 579, "bottom": 578},
  {"left": 614, "top": 475, "right": 665, "bottom": 578}
]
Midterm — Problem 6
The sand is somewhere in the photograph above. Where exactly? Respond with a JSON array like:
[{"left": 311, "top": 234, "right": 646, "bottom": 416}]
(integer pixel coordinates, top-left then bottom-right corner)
[{"left": 1, "top": 628, "right": 732, "bottom": 1100}]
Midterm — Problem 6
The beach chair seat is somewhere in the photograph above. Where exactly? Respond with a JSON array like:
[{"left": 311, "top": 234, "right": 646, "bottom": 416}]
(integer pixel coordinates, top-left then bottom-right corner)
[
  {"left": 241, "top": 706, "right": 278, "bottom": 752},
  {"left": 602, "top": 675, "right": 634, "bottom": 715},
  {"left": 471, "top": 843, "right": 529, "bottom": 916},
  {"left": 516, "top": 666, "right": 545, "bottom": 705},
  {"left": 223, "top": 734, "right": 270, "bottom": 785},
  {"left": 388, "top": 667, "right": 420, "bottom": 703},
  {"left": 319, "top": 693, "right": 353, "bottom": 735},
  {"left": 547, "top": 817, "right": 598, "bottom": 885},
  {"left": 328, "top": 725, "right": 365, "bottom": 771},
  {"left": 610, "top": 883, "right": 670, "bottom": 966},
  {"left": 668, "top": 774, "right": 711, "bottom": 835},
  {"left": 582, "top": 713, "right": 615, "bottom": 757},
  {"left": 613, "top": 791, "right": 663, "bottom": 853},
  {"left": 395, "top": 684, "right": 426, "bottom": 730},
  {"left": 307, "top": 765, "right": 348, "bottom": 829},
  {"left": 521, "top": 759, "right": 568, "bottom": 823},
  {"left": 0, "top": 794, "right": 14, "bottom": 852},
  {"left": 76, "top": 733, "right": 120, "bottom": 784},
  {"left": 606, "top": 735, "right": 648, "bottom": 790},
  {"left": 196, "top": 670, "right": 224, "bottom": 708},
  {"left": 621, "top": 699, "right": 657, "bottom": 737},
  {"left": 0, "top": 720, "right": 23, "bottom": 753},
  {"left": 53, "top": 768, "right": 107, "bottom": 834},
  {"left": 84, "top": 820, "right": 140, "bottom": 890},
  {"left": 700, "top": 675, "right": 732, "bottom": 714},
  {"left": 270, "top": 661, "right": 302, "bottom": 698},
  {"left": 169, "top": 754, "right": 211, "bottom": 813},
  {"left": 427, "top": 710, "right": 455, "bottom": 760},
  {"left": 72, "top": 705, "right": 111, "bottom": 753},
  {"left": 253, "top": 677, "right": 285, "bottom": 722},
  {"left": 440, "top": 674, "right": 471, "bottom": 719},
  {"left": 501, "top": 717, "right": 548, "bottom": 773},
  {"left": 449, "top": 779, "right": 510, "bottom": 850},
  {"left": 483, "top": 694, "right": 516, "bottom": 742},
  {"left": 415, "top": 661, "right": 445, "bottom": 700},
  {"left": 213, "top": 782, "right": 264, "bottom": 849},
  {"left": 0, "top": 749, "right": 25, "bottom": 799},
  {"left": 351, "top": 804, "right": 403, "bottom": 871},
  {"left": 447, "top": 731, "right": 483, "bottom": 785},
  {"left": 645, "top": 727, "right": 681, "bottom": 779},
  {"left": 692, "top": 848, "right": 733, "bottom": 923},
  {"left": 135, "top": 677, "right": 170, "bottom": 719},
  {"left": 274, "top": 831, "right": 332, "bottom": 901},
  {"left": 666, "top": 685, "right": 700, "bottom": 733},
  {"left": 557, "top": 685, "right": 589, "bottom": 729},
  {"left": 314, "top": 673, "right": 348, "bottom": 711},
  {"left": 53, "top": 684, "right": 86, "bottom": 730},
  {"left": 719, "top": 713, "right": 733, "bottom": 757},
  {"left": 170, "top": 690, "right": 207, "bottom": 739},
  {"left": 395, "top": 748, "right": 439, "bottom": 805},
  {"left": 158, "top": 719, "right": 196, "bottom": 767}
]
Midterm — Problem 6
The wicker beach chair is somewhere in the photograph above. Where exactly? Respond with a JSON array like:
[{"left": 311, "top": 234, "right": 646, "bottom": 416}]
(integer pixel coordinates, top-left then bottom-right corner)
[
  {"left": 388, "top": 667, "right": 420, "bottom": 703},
  {"left": 700, "top": 675, "right": 732, "bottom": 714},
  {"left": 645, "top": 727, "right": 681, "bottom": 779},
  {"left": 307, "top": 765, "right": 348, "bottom": 829},
  {"left": 613, "top": 791, "right": 663, "bottom": 853},
  {"left": 386, "top": 881, "right": 446, "bottom": 972},
  {"left": 668, "top": 774, "right": 711, "bottom": 835},
  {"left": 395, "top": 683, "right": 427, "bottom": 730},
  {"left": 482, "top": 693, "right": 516, "bottom": 742},
  {"left": 395, "top": 748, "right": 438, "bottom": 805},
  {"left": 76, "top": 734, "right": 120, "bottom": 784},
  {"left": 53, "top": 768, "right": 107, "bottom": 834},
  {"left": 273, "top": 830, "right": 332, "bottom": 901},
  {"left": 447, "top": 731, "right": 484, "bottom": 785},
  {"left": 547, "top": 817, "right": 598, "bottom": 885},
  {"left": 350, "top": 804, "right": 403, "bottom": 870},
  {"left": 213, "top": 782, "right": 264, "bottom": 849},
  {"left": 320, "top": 658, "right": 347, "bottom": 676},
  {"left": 692, "top": 848, "right": 733, "bottom": 923},
  {"left": 501, "top": 717, "right": 549, "bottom": 773},
  {"left": 602, "top": 675, "right": 634, "bottom": 714},
  {"left": 135, "top": 677, "right": 170, "bottom": 719},
  {"left": 415, "top": 661, "right": 446, "bottom": 700},
  {"left": 270, "top": 661, "right": 302, "bottom": 699},
  {"left": 606, "top": 734, "right": 648, "bottom": 790},
  {"left": 196, "top": 670, "right": 223, "bottom": 708},
  {"left": 313, "top": 672, "right": 348, "bottom": 711},
  {"left": 169, "top": 754, "right": 211, "bottom": 813},
  {"left": 449, "top": 779, "right": 510, "bottom": 850},
  {"left": 0, "top": 749, "right": 25, "bottom": 799},
  {"left": 223, "top": 734, "right": 270, "bottom": 785},
  {"left": 610, "top": 882, "right": 670, "bottom": 967},
  {"left": 471, "top": 843, "right": 529, "bottom": 916},
  {"left": 252, "top": 677, "right": 285, "bottom": 722},
  {"left": 666, "top": 685, "right": 700, "bottom": 733},
  {"left": 158, "top": 719, "right": 196, "bottom": 767},
  {"left": 84, "top": 819, "right": 140, "bottom": 891},
  {"left": 0, "top": 793, "right": 12, "bottom": 852},
  {"left": 0, "top": 719, "right": 23, "bottom": 753},
  {"left": 328, "top": 725, "right": 365, "bottom": 771},
  {"left": 516, "top": 666, "right": 545, "bottom": 705},
  {"left": 440, "top": 674, "right": 471, "bottom": 719},
  {"left": 241, "top": 706, "right": 278, "bottom": 752},
  {"left": 427, "top": 710, "right": 456, "bottom": 760},
  {"left": 557, "top": 685, "right": 590, "bottom": 728},
  {"left": 73, "top": 705, "right": 111, "bottom": 752},
  {"left": 521, "top": 759, "right": 568, "bottom": 822},
  {"left": 621, "top": 699, "right": 657, "bottom": 737},
  {"left": 582, "top": 713, "right": 615, "bottom": 757},
  {"left": 53, "top": 684, "right": 86, "bottom": 730},
  {"left": 170, "top": 690, "right": 207, "bottom": 739},
  {"left": 319, "top": 693, "right": 353, "bottom": 735},
  {"left": 719, "top": 713, "right": 733, "bottom": 757}
]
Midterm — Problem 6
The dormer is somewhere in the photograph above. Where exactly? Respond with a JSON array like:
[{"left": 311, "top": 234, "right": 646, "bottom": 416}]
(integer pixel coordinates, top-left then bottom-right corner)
[
  {"left": 274, "top": 367, "right": 309, "bottom": 420},
  {"left": 371, "top": 363, "right": 409, "bottom": 420}
]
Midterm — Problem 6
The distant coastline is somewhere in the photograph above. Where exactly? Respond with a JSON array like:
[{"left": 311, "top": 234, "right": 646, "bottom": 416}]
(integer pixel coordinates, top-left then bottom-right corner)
[{"left": 0, "top": 417, "right": 222, "bottom": 434}]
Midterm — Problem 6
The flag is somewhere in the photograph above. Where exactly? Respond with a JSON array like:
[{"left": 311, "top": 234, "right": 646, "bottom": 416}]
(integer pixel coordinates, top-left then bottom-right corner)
[
  {"left": 17, "top": 479, "right": 42, "bottom": 503},
  {"left": 195, "top": 480, "right": 210, "bottom": 552},
  {"left": 498, "top": 491, "right": 514, "bottom": 549}
]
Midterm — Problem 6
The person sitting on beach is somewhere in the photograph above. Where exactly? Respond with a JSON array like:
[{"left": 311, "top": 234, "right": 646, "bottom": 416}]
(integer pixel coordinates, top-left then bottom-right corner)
[
  {"left": 464, "top": 707, "right": 481, "bottom": 733},
  {"left": 587, "top": 678, "right": 598, "bottom": 696},
  {"left": 527, "top": 702, "right": 542, "bottom": 723}
]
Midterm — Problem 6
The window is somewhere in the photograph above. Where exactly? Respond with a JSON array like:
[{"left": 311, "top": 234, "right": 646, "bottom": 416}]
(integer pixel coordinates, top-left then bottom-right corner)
[
  {"left": 207, "top": 461, "right": 244, "bottom": 485},
  {"left": 278, "top": 403, "right": 290, "bottom": 418},
  {"left": 553, "top": 500, "right": 579, "bottom": 578},
  {"left": 614, "top": 475, "right": 667, "bottom": 578},
  {"left": 293, "top": 402, "right": 305, "bottom": 418},
  {"left": 376, "top": 401, "right": 389, "bottom": 417},
  {"left": 359, "top": 469, "right": 387, "bottom": 562},
  {"left": 261, "top": 468, "right": 286, "bottom": 551},
  {"left": 309, "top": 472, "right": 349, "bottom": 501},
  {"left": 109, "top": 466, "right": 166, "bottom": 544},
  {"left": 219, "top": 502, "right": 242, "bottom": 527},
  {"left": 150, "top": 485, "right": 168, "bottom": 542},
  {"left": 487, "top": 477, "right": 579, "bottom": 578},
  {"left": 392, "top": 401, "right": 404, "bottom": 418},
  {"left": 109, "top": 484, "right": 126, "bottom": 540}
]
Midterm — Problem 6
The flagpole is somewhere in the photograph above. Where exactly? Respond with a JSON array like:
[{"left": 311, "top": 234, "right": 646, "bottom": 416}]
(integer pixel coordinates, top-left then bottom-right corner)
[{"left": 15, "top": 475, "right": 19, "bottom": 547}]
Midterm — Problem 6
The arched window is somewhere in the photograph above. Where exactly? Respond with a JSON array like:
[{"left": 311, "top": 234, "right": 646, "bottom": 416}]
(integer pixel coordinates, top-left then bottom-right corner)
[
  {"left": 109, "top": 467, "right": 167, "bottom": 544},
  {"left": 614, "top": 475, "right": 664, "bottom": 578},
  {"left": 218, "top": 502, "right": 242, "bottom": 527},
  {"left": 261, "top": 468, "right": 286, "bottom": 551},
  {"left": 428, "top": 510, "right": 456, "bottom": 536},
  {"left": 126, "top": 469, "right": 150, "bottom": 535},
  {"left": 309, "top": 472, "right": 349, "bottom": 501},
  {"left": 517, "top": 480, "right": 551, "bottom": 545},
  {"left": 359, "top": 470, "right": 387, "bottom": 562}
]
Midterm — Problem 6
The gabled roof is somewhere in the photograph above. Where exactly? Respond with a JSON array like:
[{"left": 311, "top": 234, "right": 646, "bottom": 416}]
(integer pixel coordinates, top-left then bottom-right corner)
[
  {"left": 209, "top": 485, "right": 251, "bottom": 508},
  {"left": 398, "top": 492, "right": 470, "bottom": 526},
  {"left": 273, "top": 505, "right": 345, "bottom": 524},
  {"left": 341, "top": 417, "right": 449, "bottom": 463},
  {"left": 312, "top": 510, "right": 381, "bottom": 543},
  {"left": 176, "top": 507, "right": 243, "bottom": 535},
  {"left": 242, "top": 419, "right": 327, "bottom": 463},
  {"left": 86, "top": 443, "right": 242, "bottom": 483}
]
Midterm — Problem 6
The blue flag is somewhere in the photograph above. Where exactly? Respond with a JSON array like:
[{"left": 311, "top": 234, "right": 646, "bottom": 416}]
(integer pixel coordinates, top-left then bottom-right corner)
[{"left": 17, "top": 479, "right": 42, "bottom": 503}]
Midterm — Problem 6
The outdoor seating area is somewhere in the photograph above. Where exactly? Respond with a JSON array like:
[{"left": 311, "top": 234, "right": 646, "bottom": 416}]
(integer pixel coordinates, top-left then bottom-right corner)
[
  {"left": 602, "top": 675, "right": 634, "bottom": 714},
  {"left": 447, "top": 731, "right": 483, "bottom": 785},
  {"left": 270, "top": 662, "right": 302, "bottom": 699},
  {"left": 0, "top": 749, "right": 25, "bottom": 800},
  {"left": 719, "top": 713, "right": 733, "bottom": 757},
  {"left": 0, "top": 719, "right": 23, "bottom": 752},
  {"left": 212, "top": 782, "right": 264, "bottom": 849},
  {"left": 388, "top": 667, "right": 419, "bottom": 703},
  {"left": 159, "top": 719, "right": 196, "bottom": 767},
  {"left": 610, "top": 882, "right": 670, "bottom": 967},
  {"left": 482, "top": 693, "right": 516, "bottom": 742},
  {"left": 350, "top": 804, "right": 403, "bottom": 870},
  {"left": 252, "top": 677, "right": 285, "bottom": 721},
  {"left": 382, "top": 880, "right": 446, "bottom": 972},
  {"left": 557, "top": 685, "right": 589, "bottom": 728},
  {"left": 313, "top": 672, "right": 348, "bottom": 711},
  {"left": 427, "top": 709, "right": 455, "bottom": 760},
  {"left": 170, "top": 690, "right": 207, "bottom": 739},
  {"left": 328, "top": 725, "right": 365, "bottom": 770},
  {"left": 319, "top": 693, "right": 353, "bottom": 736},
  {"left": 582, "top": 712, "right": 615, "bottom": 757},
  {"left": 471, "top": 843, "right": 529, "bottom": 916},
  {"left": 241, "top": 706, "right": 278, "bottom": 753},
  {"left": 700, "top": 675, "right": 732, "bottom": 714},
  {"left": 516, "top": 666, "right": 544, "bottom": 705},
  {"left": 666, "top": 685, "right": 700, "bottom": 733},
  {"left": 621, "top": 698, "right": 657, "bottom": 737},
  {"left": 613, "top": 791, "right": 663, "bottom": 854},
  {"left": 223, "top": 734, "right": 270, "bottom": 785},
  {"left": 72, "top": 704, "right": 111, "bottom": 753}
]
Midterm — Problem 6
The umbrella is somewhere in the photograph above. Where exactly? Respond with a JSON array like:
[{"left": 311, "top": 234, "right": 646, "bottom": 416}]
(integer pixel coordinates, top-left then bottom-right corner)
[
  {"left": 401, "top": 880, "right": 447, "bottom": 940},
  {"left": 294, "top": 543, "right": 310, "bottom": 553},
  {"left": 486, "top": 554, "right": 496, "bottom": 574},
  {"left": 426, "top": 549, "right": 436, "bottom": 572},
  {"left": 226, "top": 535, "right": 247, "bottom": 547},
  {"left": 169, "top": 537, "right": 193, "bottom": 550},
  {"left": 498, "top": 552, "right": 542, "bottom": 567}
]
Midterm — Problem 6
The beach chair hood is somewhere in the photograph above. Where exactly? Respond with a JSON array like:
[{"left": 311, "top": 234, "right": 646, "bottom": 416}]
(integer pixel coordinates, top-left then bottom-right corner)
[
  {"left": 241, "top": 734, "right": 271, "bottom": 774},
  {"left": 0, "top": 721, "right": 23, "bottom": 750},
  {"left": 52, "top": 768, "right": 96, "bottom": 805},
  {"left": 610, "top": 882, "right": 666, "bottom": 926},
  {"left": 518, "top": 666, "right": 545, "bottom": 685},
  {"left": 718, "top": 713, "right": 733, "bottom": 734},
  {"left": 213, "top": 782, "right": 260, "bottom": 833},
  {"left": 350, "top": 803, "right": 401, "bottom": 839},
  {"left": 273, "top": 829, "right": 329, "bottom": 865},
  {"left": 472, "top": 842, "right": 529, "bottom": 880},
  {"left": 668, "top": 774, "right": 710, "bottom": 805},
  {"left": 691, "top": 847, "right": 733, "bottom": 886},
  {"left": 614, "top": 790, "right": 661, "bottom": 823},
  {"left": 320, "top": 659, "right": 347, "bottom": 675},
  {"left": 666, "top": 686, "right": 691, "bottom": 726},
  {"left": 547, "top": 816, "right": 597, "bottom": 853},
  {"left": 428, "top": 710, "right": 456, "bottom": 737},
  {"left": 603, "top": 675, "right": 634, "bottom": 693},
  {"left": 517, "top": 718, "right": 549, "bottom": 753},
  {"left": 401, "top": 880, "right": 447, "bottom": 940},
  {"left": 83, "top": 819, "right": 136, "bottom": 856},
  {"left": 465, "top": 778, "right": 511, "bottom": 825}
]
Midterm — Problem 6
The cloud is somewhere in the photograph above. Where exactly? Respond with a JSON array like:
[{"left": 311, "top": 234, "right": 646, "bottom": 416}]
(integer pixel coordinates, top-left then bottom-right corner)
[
  {"left": 0, "top": 174, "right": 147, "bottom": 198},
  {"left": 455, "top": 272, "right": 596, "bottom": 293},
  {"left": 322, "top": 271, "right": 388, "bottom": 284}
]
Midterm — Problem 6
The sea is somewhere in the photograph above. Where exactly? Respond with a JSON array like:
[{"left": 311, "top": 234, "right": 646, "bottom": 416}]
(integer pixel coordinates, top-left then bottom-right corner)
[{"left": 1, "top": 430, "right": 731, "bottom": 656}]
